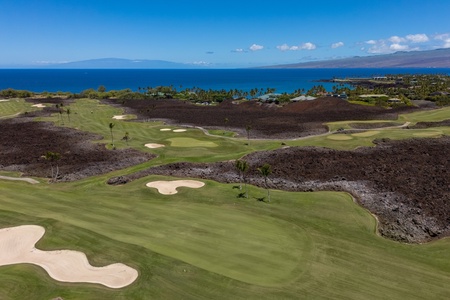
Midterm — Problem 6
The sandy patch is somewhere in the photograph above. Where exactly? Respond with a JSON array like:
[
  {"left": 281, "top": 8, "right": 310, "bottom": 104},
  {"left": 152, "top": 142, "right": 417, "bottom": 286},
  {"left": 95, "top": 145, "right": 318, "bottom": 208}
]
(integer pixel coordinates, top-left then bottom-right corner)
[
  {"left": 144, "top": 143, "right": 165, "bottom": 149},
  {"left": 352, "top": 131, "right": 380, "bottom": 137},
  {"left": 173, "top": 129, "right": 187, "bottom": 132},
  {"left": 0, "top": 100, "right": 10, "bottom": 102},
  {"left": 0, "top": 175, "right": 39, "bottom": 184},
  {"left": 112, "top": 115, "right": 126, "bottom": 120},
  {"left": 160, "top": 128, "right": 172, "bottom": 131},
  {"left": 327, "top": 135, "right": 353, "bottom": 141},
  {"left": 0, "top": 225, "right": 138, "bottom": 289},
  {"left": 32, "top": 104, "right": 46, "bottom": 108},
  {"left": 146, "top": 180, "right": 205, "bottom": 195}
]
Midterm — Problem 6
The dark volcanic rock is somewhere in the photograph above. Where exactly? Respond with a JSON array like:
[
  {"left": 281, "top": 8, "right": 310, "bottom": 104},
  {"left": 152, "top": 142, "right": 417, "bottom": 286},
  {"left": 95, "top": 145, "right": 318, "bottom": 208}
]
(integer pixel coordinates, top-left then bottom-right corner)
[
  {"left": 103, "top": 97, "right": 416, "bottom": 139},
  {"left": 0, "top": 117, "right": 154, "bottom": 181}
]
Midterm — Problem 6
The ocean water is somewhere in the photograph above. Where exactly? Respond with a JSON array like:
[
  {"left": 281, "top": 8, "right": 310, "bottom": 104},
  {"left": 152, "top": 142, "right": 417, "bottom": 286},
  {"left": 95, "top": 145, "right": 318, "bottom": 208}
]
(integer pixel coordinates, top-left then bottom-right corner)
[{"left": 0, "top": 68, "right": 449, "bottom": 94}]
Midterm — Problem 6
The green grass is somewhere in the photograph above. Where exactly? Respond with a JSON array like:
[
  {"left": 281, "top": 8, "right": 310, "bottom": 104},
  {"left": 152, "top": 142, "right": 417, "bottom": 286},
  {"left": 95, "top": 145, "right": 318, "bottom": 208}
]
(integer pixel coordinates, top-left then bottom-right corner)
[
  {"left": 1, "top": 99, "right": 450, "bottom": 299},
  {"left": 0, "top": 177, "right": 449, "bottom": 299},
  {"left": 398, "top": 106, "right": 450, "bottom": 123},
  {"left": 38, "top": 99, "right": 281, "bottom": 164},
  {"left": 287, "top": 127, "right": 450, "bottom": 150},
  {"left": 327, "top": 106, "right": 450, "bottom": 132},
  {"left": 0, "top": 98, "right": 39, "bottom": 118},
  {"left": 208, "top": 129, "right": 237, "bottom": 137}
]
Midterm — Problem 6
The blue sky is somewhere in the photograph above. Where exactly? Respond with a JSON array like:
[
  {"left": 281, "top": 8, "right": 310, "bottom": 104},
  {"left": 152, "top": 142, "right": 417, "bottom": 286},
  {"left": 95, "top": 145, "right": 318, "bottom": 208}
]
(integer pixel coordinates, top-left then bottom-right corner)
[{"left": 1, "top": 0, "right": 449, "bottom": 67}]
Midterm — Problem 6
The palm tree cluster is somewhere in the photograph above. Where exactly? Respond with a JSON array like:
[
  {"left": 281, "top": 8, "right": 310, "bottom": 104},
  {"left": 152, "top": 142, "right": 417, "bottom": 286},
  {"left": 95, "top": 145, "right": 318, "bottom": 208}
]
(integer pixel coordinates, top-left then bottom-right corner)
[{"left": 235, "top": 160, "right": 272, "bottom": 202}]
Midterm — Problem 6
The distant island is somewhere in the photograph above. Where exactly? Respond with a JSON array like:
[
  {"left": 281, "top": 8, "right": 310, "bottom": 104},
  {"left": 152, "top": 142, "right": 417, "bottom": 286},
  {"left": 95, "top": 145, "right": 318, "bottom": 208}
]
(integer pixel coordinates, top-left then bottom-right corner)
[
  {"left": 262, "top": 48, "right": 450, "bottom": 68},
  {"left": 44, "top": 58, "right": 195, "bottom": 69}
]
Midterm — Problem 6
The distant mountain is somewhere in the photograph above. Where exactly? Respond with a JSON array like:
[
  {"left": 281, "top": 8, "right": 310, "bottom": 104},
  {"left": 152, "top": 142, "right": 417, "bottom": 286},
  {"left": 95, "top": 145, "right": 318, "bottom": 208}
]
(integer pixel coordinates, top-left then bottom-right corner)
[
  {"left": 262, "top": 48, "right": 450, "bottom": 68},
  {"left": 46, "top": 58, "right": 198, "bottom": 69}
]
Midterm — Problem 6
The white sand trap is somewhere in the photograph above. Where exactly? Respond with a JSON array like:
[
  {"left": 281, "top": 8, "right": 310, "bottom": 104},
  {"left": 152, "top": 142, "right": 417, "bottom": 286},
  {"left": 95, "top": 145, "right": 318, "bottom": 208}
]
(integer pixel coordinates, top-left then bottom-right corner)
[
  {"left": 32, "top": 104, "right": 46, "bottom": 108},
  {"left": 0, "top": 225, "right": 138, "bottom": 289},
  {"left": 327, "top": 135, "right": 353, "bottom": 141},
  {"left": 146, "top": 180, "right": 205, "bottom": 195},
  {"left": 0, "top": 99, "right": 10, "bottom": 102},
  {"left": 173, "top": 129, "right": 187, "bottom": 132},
  {"left": 160, "top": 128, "right": 172, "bottom": 131},
  {"left": 0, "top": 175, "right": 39, "bottom": 184},
  {"left": 112, "top": 115, "right": 126, "bottom": 120},
  {"left": 145, "top": 143, "right": 165, "bottom": 149},
  {"left": 352, "top": 131, "right": 380, "bottom": 137}
]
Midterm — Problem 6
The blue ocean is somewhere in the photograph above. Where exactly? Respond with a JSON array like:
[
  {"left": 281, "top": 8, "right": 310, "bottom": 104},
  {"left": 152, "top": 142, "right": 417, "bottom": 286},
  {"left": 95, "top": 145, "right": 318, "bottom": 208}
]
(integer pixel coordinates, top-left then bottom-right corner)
[{"left": 1, "top": 68, "right": 449, "bottom": 94}]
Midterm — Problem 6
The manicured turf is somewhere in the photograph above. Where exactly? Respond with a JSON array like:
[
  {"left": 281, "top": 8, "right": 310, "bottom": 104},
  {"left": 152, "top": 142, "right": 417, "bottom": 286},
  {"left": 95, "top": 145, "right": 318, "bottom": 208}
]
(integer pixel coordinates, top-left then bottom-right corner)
[
  {"left": 399, "top": 106, "right": 450, "bottom": 123},
  {"left": 327, "top": 106, "right": 450, "bottom": 132},
  {"left": 1, "top": 98, "right": 449, "bottom": 299},
  {"left": 0, "top": 177, "right": 449, "bottom": 299},
  {"left": 0, "top": 98, "right": 38, "bottom": 118}
]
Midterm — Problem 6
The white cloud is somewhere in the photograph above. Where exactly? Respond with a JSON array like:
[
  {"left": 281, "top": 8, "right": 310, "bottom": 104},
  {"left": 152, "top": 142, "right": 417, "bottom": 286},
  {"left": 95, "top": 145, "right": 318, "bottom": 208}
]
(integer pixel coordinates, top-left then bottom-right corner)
[
  {"left": 366, "top": 40, "right": 388, "bottom": 54},
  {"left": 300, "top": 42, "right": 316, "bottom": 50},
  {"left": 434, "top": 33, "right": 450, "bottom": 48},
  {"left": 442, "top": 39, "right": 450, "bottom": 48},
  {"left": 233, "top": 48, "right": 246, "bottom": 53},
  {"left": 406, "top": 33, "right": 429, "bottom": 43},
  {"left": 249, "top": 44, "right": 264, "bottom": 51},
  {"left": 388, "top": 36, "right": 405, "bottom": 43},
  {"left": 276, "top": 44, "right": 291, "bottom": 51},
  {"left": 277, "top": 42, "right": 316, "bottom": 51},
  {"left": 190, "top": 61, "right": 211, "bottom": 66},
  {"left": 331, "top": 41, "right": 344, "bottom": 49},
  {"left": 365, "top": 33, "right": 434, "bottom": 54},
  {"left": 434, "top": 33, "right": 449, "bottom": 40},
  {"left": 390, "top": 43, "right": 409, "bottom": 51}
]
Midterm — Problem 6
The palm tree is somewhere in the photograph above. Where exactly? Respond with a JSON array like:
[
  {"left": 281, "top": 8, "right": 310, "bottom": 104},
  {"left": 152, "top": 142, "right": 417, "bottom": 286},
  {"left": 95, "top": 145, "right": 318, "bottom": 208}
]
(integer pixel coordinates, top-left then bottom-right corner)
[
  {"left": 59, "top": 108, "right": 64, "bottom": 125},
  {"left": 66, "top": 108, "right": 71, "bottom": 124},
  {"left": 109, "top": 122, "right": 115, "bottom": 148},
  {"left": 235, "top": 159, "right": 249, "bottom": 198},
  {"left": 42, "top": 151, "right": 61, "bottom": 182},
  {"left": 245, "top": 124, "right": 252, "bottom": 143},
  {"left": 123, "top": 131, "right": 130, "bottom": 146},
  {"left": 258, "top": 163, "right": 272, "bottom": 202}
]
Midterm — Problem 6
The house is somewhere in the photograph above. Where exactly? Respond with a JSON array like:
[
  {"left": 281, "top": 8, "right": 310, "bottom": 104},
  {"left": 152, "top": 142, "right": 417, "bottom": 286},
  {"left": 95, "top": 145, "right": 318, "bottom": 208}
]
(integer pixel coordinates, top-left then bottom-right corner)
[
  {"left": 291, "top": 95, "right": 316, "bottom": 101},
  {"left": 257, "top": 93, "right": 282, "bottom": 102},
  {"left": 387, "top": 98, "right": 401, "bottom": 103}
]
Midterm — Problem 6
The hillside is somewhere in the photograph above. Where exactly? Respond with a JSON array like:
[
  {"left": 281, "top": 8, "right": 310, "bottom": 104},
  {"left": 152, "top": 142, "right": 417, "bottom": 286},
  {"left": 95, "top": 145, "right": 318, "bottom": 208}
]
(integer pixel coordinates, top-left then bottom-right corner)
[{"left": 263, "top": 48, "right": 450, "bottom": 68}]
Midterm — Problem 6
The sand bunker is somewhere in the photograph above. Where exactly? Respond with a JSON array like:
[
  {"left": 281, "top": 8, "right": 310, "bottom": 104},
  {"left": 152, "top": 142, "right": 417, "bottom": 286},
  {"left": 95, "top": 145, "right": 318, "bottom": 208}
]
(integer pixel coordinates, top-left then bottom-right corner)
[
  {"left": 327, "top": 135, "right": 353, "bottom": 141},
  {"left": 352, "top": 131, "right": 380, "bottom": 137},
  {"left": 0, "top": 100, "right": 10, "bottom": 102},
  {"left": 32, "top": 104, "right": 46, "bottom": 108},
  {"left": 144, "top": 143, "right": 165, "bottom": 149},
  {"left": 146, "top": 180, "right": 205, "bottom": 195},
  {"left": 112, "top": 115, "right": 126, "bottom": 120},
  {"left": 0, "top": 225, "right": 138, "bottom": 289},
  {"left": 160, "top": 128, "right": 172, "bottom": 131},
  {"left": 173, "top": 129, "right": 187, "bottom": 132},
  {"left": 0, "top": 175, "right": 39, "bottom": 184}
]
